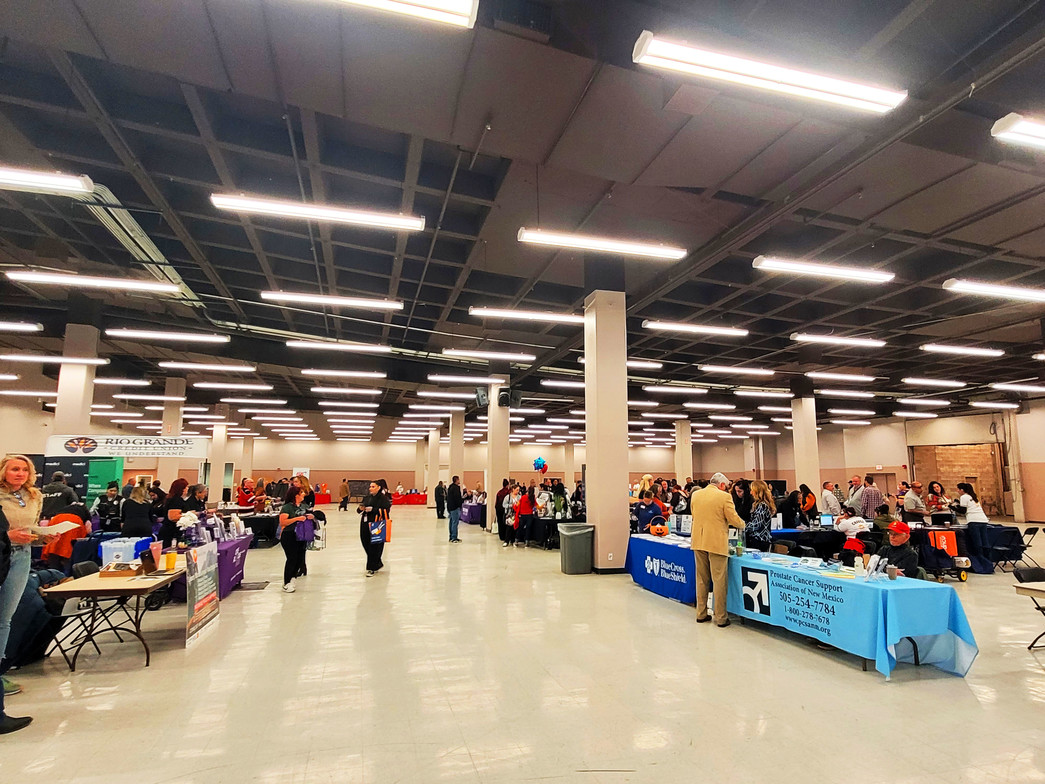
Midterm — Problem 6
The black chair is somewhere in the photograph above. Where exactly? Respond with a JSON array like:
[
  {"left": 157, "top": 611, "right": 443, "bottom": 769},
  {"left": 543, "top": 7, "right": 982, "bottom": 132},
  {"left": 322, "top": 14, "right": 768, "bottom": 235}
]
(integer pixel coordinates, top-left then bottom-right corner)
[
  {"left": 772, "top": 539, "right": 796, "bottom": 555},
  {"left": 1014, "top": 567, "right": 1045, "bottom": 650},
  {"left": 990, "top": 527, "right": 1029, "bottom": 572},
  {"left": 1022, "top": 527, "right": 1039, "bottom": 567}
]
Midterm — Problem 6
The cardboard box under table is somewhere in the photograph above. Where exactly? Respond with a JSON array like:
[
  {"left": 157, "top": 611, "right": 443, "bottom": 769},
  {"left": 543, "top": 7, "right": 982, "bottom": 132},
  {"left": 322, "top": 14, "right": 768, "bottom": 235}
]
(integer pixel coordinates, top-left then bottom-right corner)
[
  {"left": 42, "top": 566, "right": 186, "bottom": 671},
  {"left": 625, "top": 535, "right": 978, "bottom": 678}
]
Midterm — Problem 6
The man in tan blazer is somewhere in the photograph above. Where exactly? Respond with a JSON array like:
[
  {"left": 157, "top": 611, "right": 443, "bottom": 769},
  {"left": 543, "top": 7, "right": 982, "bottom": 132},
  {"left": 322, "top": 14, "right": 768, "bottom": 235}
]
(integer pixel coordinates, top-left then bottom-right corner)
[{"left": 690, "top": 472, "right": 745, "bottom": 626}]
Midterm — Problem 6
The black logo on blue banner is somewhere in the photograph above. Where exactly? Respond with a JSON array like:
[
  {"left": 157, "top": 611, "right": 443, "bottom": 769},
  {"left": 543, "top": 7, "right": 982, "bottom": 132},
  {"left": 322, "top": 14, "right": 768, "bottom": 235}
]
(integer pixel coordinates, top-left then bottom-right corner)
[{"left": 741, "top": 567, "right": 771, "bottom": 616}]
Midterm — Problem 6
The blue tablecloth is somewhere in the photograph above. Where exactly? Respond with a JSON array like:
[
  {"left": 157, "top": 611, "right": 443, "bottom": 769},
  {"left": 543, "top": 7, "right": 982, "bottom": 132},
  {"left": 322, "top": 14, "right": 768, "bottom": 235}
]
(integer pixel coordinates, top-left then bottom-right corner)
[
  {"left": 625, "top": 534, "right": 697, "bottom": 605},
  {"left": 727, "top": 553, "right": 977, "bottom": 677},
  {"left": 625, "top": 536, "right": 978, "bottom": 678}
]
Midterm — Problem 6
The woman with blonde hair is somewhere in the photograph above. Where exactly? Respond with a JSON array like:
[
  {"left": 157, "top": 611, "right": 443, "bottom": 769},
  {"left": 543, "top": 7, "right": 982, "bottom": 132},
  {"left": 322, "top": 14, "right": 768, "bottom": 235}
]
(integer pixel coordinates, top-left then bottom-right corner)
[
  {"left": 745, "top": 479, "right": 776, "bottom": 552},
  {"left": 0, "top": 454, "right": 54, "bottom": 729}
]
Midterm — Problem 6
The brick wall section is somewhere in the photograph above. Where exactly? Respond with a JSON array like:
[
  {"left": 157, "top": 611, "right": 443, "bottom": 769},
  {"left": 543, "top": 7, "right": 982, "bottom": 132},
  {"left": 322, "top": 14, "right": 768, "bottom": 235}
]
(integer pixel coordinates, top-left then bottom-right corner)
[{"left": 913, "top": 444, "right": 1004, "bottom": 517}]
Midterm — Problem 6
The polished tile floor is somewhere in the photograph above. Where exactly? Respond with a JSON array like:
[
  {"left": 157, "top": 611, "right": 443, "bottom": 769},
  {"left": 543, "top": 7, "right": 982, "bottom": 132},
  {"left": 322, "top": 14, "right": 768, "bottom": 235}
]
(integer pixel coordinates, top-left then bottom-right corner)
[{"left": 2, "top": 506, "right": 1045, "bottom": 783}]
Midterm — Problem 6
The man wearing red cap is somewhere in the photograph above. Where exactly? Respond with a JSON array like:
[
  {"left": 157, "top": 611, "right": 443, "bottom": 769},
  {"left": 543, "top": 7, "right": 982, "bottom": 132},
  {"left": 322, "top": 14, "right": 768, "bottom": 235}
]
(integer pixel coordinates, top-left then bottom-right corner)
[{"left": 877, "top": 521, "right": 920, "bottom": 577}]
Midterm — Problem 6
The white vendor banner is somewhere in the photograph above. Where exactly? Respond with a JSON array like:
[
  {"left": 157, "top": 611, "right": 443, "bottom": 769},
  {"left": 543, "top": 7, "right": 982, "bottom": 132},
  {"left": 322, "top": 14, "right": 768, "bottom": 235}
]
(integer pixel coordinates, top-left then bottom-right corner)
[{"left": 47, "top": 434, "right": 210, "bottom": 459}]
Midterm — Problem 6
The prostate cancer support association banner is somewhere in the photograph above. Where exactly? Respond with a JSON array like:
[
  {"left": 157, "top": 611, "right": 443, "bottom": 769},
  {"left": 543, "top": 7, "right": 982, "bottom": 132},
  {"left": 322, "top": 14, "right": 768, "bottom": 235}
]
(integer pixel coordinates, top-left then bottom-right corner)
[{"left": 47, "top": 434, "right": 210, "bottom": 459}]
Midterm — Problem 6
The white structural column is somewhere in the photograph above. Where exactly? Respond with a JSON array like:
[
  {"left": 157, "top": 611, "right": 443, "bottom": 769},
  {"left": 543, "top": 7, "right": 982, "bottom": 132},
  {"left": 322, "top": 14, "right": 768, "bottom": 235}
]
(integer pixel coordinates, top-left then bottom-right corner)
[
  {"left": 54, "top": 324, "right": 100, "bottom": 434},
  {"left": 1004, "top": 411, "right": 1026, "bottom": 523},
  {"left": 206, "top": 404, "right": 230, "bottom": 503},
  {"left": 583, "top": 290, "right": 630, "bottom": 571},
  {"left": 563, "top": 442, "right": 576, "bottom": 487},
  {"left": 426, "top": 428, "right": 440, "bottom": 508},
  {"left": 674, "top": 419, "right": 693, "bottom": 482},
  {"left": 449, "top": 410, "right": 465, "bottom": 484},
  {"left": 791, "top": 396, "right": 821, "bottom": 490},
  {"left": 486, "top": 378, "right": 510, "bottom": 532},
  {"left": 414, "top": 440, "right": 426, "bottom": 491},
  {"left": 239, "top": 436, "right": 255, "bottom": 481},
  {"left": 157, "top": 378, "right": 186, "bottom": 487}
]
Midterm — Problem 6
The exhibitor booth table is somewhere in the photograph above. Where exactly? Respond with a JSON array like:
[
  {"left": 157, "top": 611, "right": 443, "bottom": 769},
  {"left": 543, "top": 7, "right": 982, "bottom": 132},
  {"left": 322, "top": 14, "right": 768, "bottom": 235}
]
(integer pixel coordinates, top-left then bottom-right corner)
[
  {"left": 392, "top": 493, "right": 427, "bottom": 505},
  {"left": 169, "top": 535, "right": 252, "bottom": 601},
  {"left": 625, "top": 535, "right": 978, "bottom": 677},
  {"left": 460, "top": 502, "right": 487, "bottom": 525},
  {"left": 241, "top": 513, "right": 279, "bottom": 547}
]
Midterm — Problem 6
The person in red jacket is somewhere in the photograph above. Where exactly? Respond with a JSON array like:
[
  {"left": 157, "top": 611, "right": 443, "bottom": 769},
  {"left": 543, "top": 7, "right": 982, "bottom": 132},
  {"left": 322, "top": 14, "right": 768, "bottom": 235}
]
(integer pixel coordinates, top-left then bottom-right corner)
[{"left": 514, "top": 485, "right": 540, "bottom": 547}]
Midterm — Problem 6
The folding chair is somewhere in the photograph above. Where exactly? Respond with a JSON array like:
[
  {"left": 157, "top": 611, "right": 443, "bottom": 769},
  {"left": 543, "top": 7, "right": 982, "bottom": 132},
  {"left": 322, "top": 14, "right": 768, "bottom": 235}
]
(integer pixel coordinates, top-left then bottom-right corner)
[
  {"left": 989, "top": 527, "right": 1028, "bottom": 572},
  {"left": 47, "top": 597, "right": 102, "bottom": 670},
  {"left": 1014, "top": 567, "right": 1045, "bottom": 650},
  {"left": 1021, "top": 527, "right": 1039, "bottom": 567}
]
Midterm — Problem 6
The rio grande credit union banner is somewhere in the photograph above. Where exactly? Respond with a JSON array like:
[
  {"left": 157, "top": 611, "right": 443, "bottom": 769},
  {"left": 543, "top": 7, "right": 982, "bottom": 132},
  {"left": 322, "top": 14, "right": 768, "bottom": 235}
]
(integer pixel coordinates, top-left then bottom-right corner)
[{"left": 47, "top": 435, "right": 210, "bottom": 459}]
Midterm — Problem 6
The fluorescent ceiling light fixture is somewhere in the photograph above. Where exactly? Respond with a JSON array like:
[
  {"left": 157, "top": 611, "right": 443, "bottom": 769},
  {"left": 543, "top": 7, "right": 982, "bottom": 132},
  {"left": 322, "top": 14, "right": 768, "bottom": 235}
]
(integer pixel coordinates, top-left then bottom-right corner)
[
  {"left": 185, "top": 414, "right": 231, "bottom": 420},
  {"left": 509, "top": 408, "right": 545, "bottom": 415},
  {"left": 189, "top": 420, "right": 238, "bottom": 427},
  {"left": 733, "top": 389, "right": 793, "bottom": 399},
  {"left": 239, "top": 408, "right": 298, "bottom": 414},
  {"left": 816, "top": 389, "right": 875, "bottom": 398},
  {"left": 159, "top": 361, "right": 256, "bottom": 372},
  {"left": 0, "top": 321, "right": 42, "bottom": 333},
  {"left": 578, "top": 356, "right": 665, "bottom": 370},
  {"left": 443, "top": 348, "right": 536, "bottom": 362},
  {"left": 632, "top": 31, "right": 906, "bottom": 113},
  {"left": 894, "top": 410, "right": 938, "bottom": 419},
  {"left": 627, "top": 401, "right": 657, "bottom": 408},
  {"left": 300, "top": 369, "right": 387, "bottom": 380},
  {"left": 220, "top": 398, "right": 288, "bottom": 405},
  {"left": 1035, "top": 354, "right": 1045, "bottom": 361},
  {"left": 539, "top": 379, "right": 586, "bottom": 389},
  {"left": 286, "top": 340, "right": 391, "bottom": 353},
  {"left": 113, "top": 394, "right": 186, "bottom": 402},
  {"left": 194, "top": 382, "right": 274, "bottom": 391},
  {"left": 92, "top": 411, "right": 143, "bottom": 418},
  {"left": 901, "top": 377, "right": 966, "bottom": 389},
  {"left": 49, "top": 403, "right": 114, "bottom": 409},
  {"left": 991, "top": 382, "right": 1045, "bottom": 393},
  {"left": 547, "top": 418, "right": 584, "bottom": 424},
  {"left": 642, "top": 385, "right": 708, "bottom": 395},
  {"left": 828, "top": 408, "right": 875, "bottom": 416},
  {"left": 920, "top": 343, "right": 1004, "bottom": 358},
  {"left": 0, "top": 165, "right": 94, "bottom": 195},
  {"left": 758, "top": 406, "right": 792, "bottom": 413},
  {"left": 318, "top": 401, "right": 380, "bottom": 408},
  {"left": 261, "top": 291, "right": 402, "bottom": 311},
  {"left": 990, "top": 112, "right": 1045, "bottom": 150},
  {"left": 403, "top": 412, "right": 451, "bottom": 418},
  {"left": 251, "top": 415, "right": 304, "bottom": 422},
  {"left": 969, "top": 401, "right": 1019, "bottom": 410},
  {"left": 323, "top": 0, "right": 477, "bottom": 28},
  {"left": 310, "top": 387, "right": 383, "bottom": 396},
  {"left": 642, "top": 320, "right": 748, "bottom": 338},
  {"left": 5, "top": 270, "right": 179, "bottom": 294},
  {"left": 693, "top": 438, "right": 718, "bottom": 444},
  {"left": 752, "top": 256, "right": 894, "bottom": 283},
  {"left": 337, "top": 438, "right": 372, "bottom": 442},
  {"left": 805, "top": 371, "right": 876, "bottom": 383},
  {"left": 770, "top": 418, "right": 792, "bottom": 423},
  {"left": 943, "top": 278, "right": 1045, "bottom": 303},
  {"left": 468, "top": 306, "right": 584, "bottom": 325},
  {"left": 105, "top": 328, "right": 229, "bottom": 343},
  {"left": 642, "top": 412, "right": 687, "bottom": 420},
  {"left": 418, "top": 391, "right": 475, "bottom": 400},
  {"left": 0, "top": 390, "right": 57, "bottom": 397},
  {"left": 93, "top": 378, "right": 150, "bottom": 387},
  {"left": 732, "top": 424, "right": 772, "bottom": 430},
  {"left": 831, "top": 419, "right": 871, "bottom": 426},
  {"left": 429, "top": 374, "right": 503, "bottom": 385},
  {"left": 700, "top": 364, "right": 774, "bottom": 376},
  {"left": 708, "top": 414, "right": 752, "bottom": 422},
  {"left": 0, "top": 353, "right": 108, "bottom": 365},
  {"left": 409, "top": 404, "right": 466, "bottom": 412},
  {"left": 518, "top": 227, "right": 686, "bottom": 260},
  {"left": 791, "top": 333, "right": 885, "bottom": 348},
  {"left": 896, "top": 398, "right": 950, "bottom": 407},
  {"left": 212, "top": 194, "right": 424, "bottom": 232},
  {"left": 719, "top": 434, "right": 749, "bottom": 440}
]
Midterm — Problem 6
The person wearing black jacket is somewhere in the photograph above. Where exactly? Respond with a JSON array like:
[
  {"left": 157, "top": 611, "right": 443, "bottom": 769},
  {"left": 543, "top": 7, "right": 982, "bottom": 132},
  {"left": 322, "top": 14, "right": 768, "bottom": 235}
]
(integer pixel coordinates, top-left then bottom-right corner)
[
  {"left": 446, "top": 476, "right": 463, "bottom": 543},
  {"left": 121, "top": 485, "right": 154, "bottom": 538},
  {"left": 90, "top": 482, "right": 124, "bottom": 532},
  {"left": 434, "top": 481, "right": 446, "bottom": 519},
  {"left": 41, "top": 472, "right": 79, "bottom": 520},
  {"left": 494, "top": 479, "right": 511, "bottom": 541},
  {"left": 358, "top": 481, "right": 390, "bottom": 576},
  {"left": 0, "top": 509, "right": 31, "bottom": 734}
]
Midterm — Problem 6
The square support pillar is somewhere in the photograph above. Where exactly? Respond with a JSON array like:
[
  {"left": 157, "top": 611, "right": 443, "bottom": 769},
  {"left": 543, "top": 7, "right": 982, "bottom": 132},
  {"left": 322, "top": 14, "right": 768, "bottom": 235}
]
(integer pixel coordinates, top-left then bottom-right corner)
[
  {"left": 674, "top": 419, "right": 693, "bottom": 483},
  {"left": 54, "top": 324, "right": 100, "bottom": 434},
  {"left": 415, "top": 440, "right": 426, "bottom": 491},
  {"left": 449, "top": 410, "right": 465, "bottom": 484},
  {"left": 486, "top": 379, "right": 510, "bottom": 531},
  {"left": 157, "top": 378, "right": 186, "bottom": 488},
  {"left": 583, "top": 290, "right": 630, "bottom": 571},
  {"left": 791, "top": 396, "right": 821, "bottom": 491},
  {"left": 426, "top": 428, "right": 441, "bottom": 508}
]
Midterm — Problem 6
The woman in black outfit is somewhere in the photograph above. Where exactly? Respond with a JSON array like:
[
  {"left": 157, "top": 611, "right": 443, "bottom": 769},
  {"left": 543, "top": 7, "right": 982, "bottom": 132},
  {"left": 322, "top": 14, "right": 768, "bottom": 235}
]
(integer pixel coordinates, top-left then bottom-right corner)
[
  {"left": 121, "top": 485, "right": 154, "bottom": 538},
  {"left": 777, "top": 490, "right": 804, "bottom": 528},
  {"left": 278, "top": 486, "right": 312, "bottom": 593},
  {"left": 184, "top": 484, "right": 208, "bottom": 514},
  {"left": 358, "top": 480, "right": 390, "bottom": 576},
  {"left": 289, "top": 475, "right": 315, "bottom": 577},
  {"left": 160, "top": 478, "right": 190, "bottom": 548},
  {"left": 731, "top": 479, "right": 753, "bottom": 523}
]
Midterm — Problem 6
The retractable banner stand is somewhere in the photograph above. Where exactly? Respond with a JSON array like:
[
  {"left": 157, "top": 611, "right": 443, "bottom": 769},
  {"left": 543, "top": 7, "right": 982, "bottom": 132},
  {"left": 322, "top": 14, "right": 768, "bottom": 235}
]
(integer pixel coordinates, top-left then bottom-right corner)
[{"left": 185, "top": 541, "right": 220, "bottom": 648}]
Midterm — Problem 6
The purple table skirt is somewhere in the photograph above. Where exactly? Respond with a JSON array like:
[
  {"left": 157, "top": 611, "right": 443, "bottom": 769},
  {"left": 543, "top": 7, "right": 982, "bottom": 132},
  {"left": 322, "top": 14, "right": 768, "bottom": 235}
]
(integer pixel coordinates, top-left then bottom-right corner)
[
  {"left": 169, "top": 536, "right": 253, "bottom": 601},
  {"left": 460, "top": 503, "right": 486, "bottom": 524}
]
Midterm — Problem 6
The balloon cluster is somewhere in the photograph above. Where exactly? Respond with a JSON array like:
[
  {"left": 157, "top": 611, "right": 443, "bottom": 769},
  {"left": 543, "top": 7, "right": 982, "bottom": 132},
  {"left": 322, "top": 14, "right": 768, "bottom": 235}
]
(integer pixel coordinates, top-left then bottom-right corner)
[{"left": 533, "top": 457, "right": 548, "bottom": 474}]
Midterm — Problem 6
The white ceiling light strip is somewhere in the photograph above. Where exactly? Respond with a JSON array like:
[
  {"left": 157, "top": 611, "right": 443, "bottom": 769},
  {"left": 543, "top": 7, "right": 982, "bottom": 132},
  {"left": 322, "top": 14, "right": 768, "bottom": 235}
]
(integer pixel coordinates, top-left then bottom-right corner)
[
  {"left": 159, "top": 362, "right": 256, "bottom": 372},
  {"left": 261, "top": 291, "right": 402, "bottom": 310},
  {"left": 468, "top": 307, "right": 585, "bottom": 325},
  {"left": 942, "top": 278, "right": 1045, "bottom": 303},
  {"left": 805, "top": 371, "right": 876, "bottom": 383},
  {"left": 0, "top": 353, "right": 108, "bottom": 365},
  {"left": 212, "top": 194, "right": 424, "bottom": 231},
  {"left": 0, "top": 321, "right": 43, "bottom": 333},
  {"left": 791, "top": 333, "right": 885, "bottom": 348},
  {"left": 990, "top": 113, "right": 1045, "bottom": 150},
  {"left": 0, "top": 165, "right": 94, "bottom": 195},
  {"left": 286, "top": 340, "right": 392, "bottom": 353},
  {"left": 332, "top": 0, "right": 478, "bottom": 28},
  {"left": 901, "top": 377, "right": 966, "bottom": 389},
  {"left": 106, "top": 328, "right": 229, "bottom": 343},
  {"left": 700, "top": 364, "right": 774, "bottom": 376},
  {"left": 442, "top": 348, "right": 537, "bottom": 362},
  {"left": 517, "top": 227, "right": 687, "bottom": 260},
  {"left": 6, "top": 270, "right": 179, "bottom": 294},
  {"left": 642, "top": 320, "right": 749, "bottom": 337},
  {"left": 752, "top": 256, "right": 894, "bottom": 283},
  {"left": 632, "top": 31, "right": 907, "bottom": 113},
  {"left": 920, "top": 343, "right": 1004, "bottom": 358}
]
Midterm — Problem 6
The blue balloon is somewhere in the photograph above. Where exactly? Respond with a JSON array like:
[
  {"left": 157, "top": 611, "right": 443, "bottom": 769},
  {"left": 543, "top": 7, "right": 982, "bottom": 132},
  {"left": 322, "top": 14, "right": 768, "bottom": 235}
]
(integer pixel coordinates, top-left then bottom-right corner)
[{"left": 533, "top": 457, "right": 546, "bottom": 471}]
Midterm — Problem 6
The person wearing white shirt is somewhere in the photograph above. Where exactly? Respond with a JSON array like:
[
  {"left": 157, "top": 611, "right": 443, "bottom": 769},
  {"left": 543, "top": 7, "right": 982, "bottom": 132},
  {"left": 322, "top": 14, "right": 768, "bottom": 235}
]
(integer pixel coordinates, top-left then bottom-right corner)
[
  {"left": 955, "top": 482, "right": 992, "bottom": 573},
  {"left": 820, "top": 482, "right": 842, "bottom": 516},
  {"left": 846, "top": 475, "right": 864, "bottom": 512},
  {"left": 834, "top": 507, "right": 870, "bottom": 566}
]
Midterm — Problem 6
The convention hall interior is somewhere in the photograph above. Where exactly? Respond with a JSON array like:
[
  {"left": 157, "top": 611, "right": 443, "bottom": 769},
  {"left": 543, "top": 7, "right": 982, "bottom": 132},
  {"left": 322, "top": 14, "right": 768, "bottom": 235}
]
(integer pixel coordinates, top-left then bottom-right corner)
[{"left": 1, "top": 0, "right": 1045, "bottom": 782}]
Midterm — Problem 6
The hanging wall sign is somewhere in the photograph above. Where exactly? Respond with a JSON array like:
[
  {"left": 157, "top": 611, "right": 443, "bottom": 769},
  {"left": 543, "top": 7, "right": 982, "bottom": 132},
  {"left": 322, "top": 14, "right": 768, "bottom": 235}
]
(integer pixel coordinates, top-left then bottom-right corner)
[{"left": 47, "top": 435, "right": 210, "bottom": 459}]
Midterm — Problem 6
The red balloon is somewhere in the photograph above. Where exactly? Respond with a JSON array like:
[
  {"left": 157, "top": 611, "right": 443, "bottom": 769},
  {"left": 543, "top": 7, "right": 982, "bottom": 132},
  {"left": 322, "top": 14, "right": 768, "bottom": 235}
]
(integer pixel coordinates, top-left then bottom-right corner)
[{"left": 541, "top": 465, "right": 548, "bottom": 474}]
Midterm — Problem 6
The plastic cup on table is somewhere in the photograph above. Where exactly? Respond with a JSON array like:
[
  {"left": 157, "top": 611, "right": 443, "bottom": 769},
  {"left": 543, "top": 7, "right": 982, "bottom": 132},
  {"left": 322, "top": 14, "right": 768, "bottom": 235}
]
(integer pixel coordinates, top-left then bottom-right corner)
[
  {"left": 150, "top": 542, "right": 162, "bottom": 568},
  {"left": 164, "top": 552, "right": 178, "bottom": 571}
]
